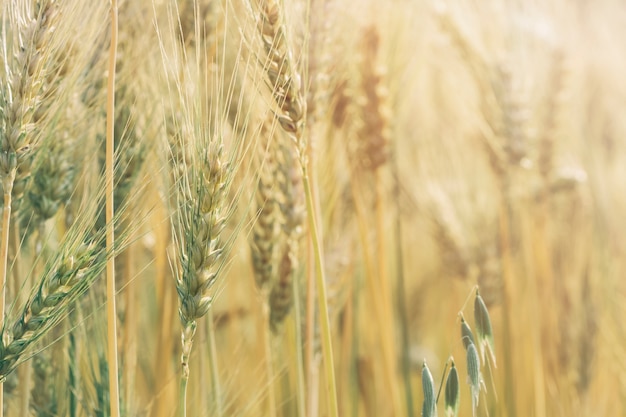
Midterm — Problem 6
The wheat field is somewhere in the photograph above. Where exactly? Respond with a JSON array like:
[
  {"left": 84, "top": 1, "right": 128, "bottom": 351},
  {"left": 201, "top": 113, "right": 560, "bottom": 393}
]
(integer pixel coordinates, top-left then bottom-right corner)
[{"left": 0, "top": 0, "right": 625, "bottom": 416}]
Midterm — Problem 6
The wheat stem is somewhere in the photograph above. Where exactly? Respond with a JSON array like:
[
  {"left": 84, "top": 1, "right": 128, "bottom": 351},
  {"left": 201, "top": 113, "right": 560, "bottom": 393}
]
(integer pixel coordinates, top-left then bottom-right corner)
[
  {"left": 207, "top": 309, "right": 223, "bottom": 417},
  {"left": 106, "top": 0, "right": 121, "bottom": 415},
  {"left": 391, "top": 149, "right": 414, "bottom": 417},
  {"left": 179, "top": 366, "right": 189, "bottom": 417},
  {"left": 123, "top": 246, "right": 137, "bottom": 415},
  {"left": 69, "top": 312, "right": 78, "bottom": 417},
  {"left": 0, "top": 172, "right": 15, "bottom": 415},
  {"left": 262, "top": 301, "right": 278, "bottom": 417},
  {"left": 301, "top": 164, "right": 338, "bottom": 417},
  {"left": 292, "top": 266, "right": 307, "bottom": 417},
  {"left": 305, "top": 230, "right": 316, "bottom": 416}
]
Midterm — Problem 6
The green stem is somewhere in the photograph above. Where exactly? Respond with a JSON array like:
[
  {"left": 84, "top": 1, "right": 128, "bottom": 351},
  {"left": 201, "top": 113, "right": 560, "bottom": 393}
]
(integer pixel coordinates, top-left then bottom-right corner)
[
  {"left": 0, "top": 171, "right": 15, "bottom": 416},
  {"left": 391, "top": 150, "right": 414, "bottom": 417},
  {"left": 69, "top": 316, "right": 78, "bottom": 417},
  {"left": 262, "top": 302, "right": 277, "bottom": 417},
  {"left": 301, "top": 165, "right": 338, "bottom": 417},
  {"left": 207, "top": 309, "right": 223, "bottom": 417},
  {"left": 179, "top": 373, "right": 189, "bottom": 417},
  {"left": 180, "top": 321, "right": 196, "bottom": 417}
]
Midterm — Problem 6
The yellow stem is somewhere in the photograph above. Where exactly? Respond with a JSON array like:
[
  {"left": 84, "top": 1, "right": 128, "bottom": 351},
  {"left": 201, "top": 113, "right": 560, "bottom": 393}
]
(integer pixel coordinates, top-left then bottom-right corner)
[
  {"left": 0, "top": 171, "right": 15, "bottom": 416},
  {"left": 301, "top": 165, "right": 338, "bottom": 417},
  {"left": 106, "top": 0, "right": 121, "bottom": 415},
  {"left": 350, "top": 175, "right": 401, "bottom": 416},
  {"left": 123, "top": 246, "right": 137, "bottom": 414},
  {"left": 207, "top": 309, "right": 223, "bottom": 416},
  {"left": 305, "top": 213, "right": 316, "bottom": 416},
  {"left": 262, "top": 301, "right": 277, "bottom": 417},
  {"left": 498, "top": 186, "right": 517, "bottom": 417}
]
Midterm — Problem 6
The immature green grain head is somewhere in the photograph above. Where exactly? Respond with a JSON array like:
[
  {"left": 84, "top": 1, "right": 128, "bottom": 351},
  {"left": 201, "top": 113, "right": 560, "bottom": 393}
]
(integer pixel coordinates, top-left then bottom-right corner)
[
  {"left": 474, "top": 288, "right": 496, "bottom": 367},
  {"left": 460, "top": 313, "right": 475, "bottom": 350},
  {"left": 444, "top": 358, "right": 460, "bottom": 417},
  {"left": 466, "top": 342, "right": 482, "bottom": 417},
  {"left": 421, "top": 361, "right": 437, "bottom": 417}
]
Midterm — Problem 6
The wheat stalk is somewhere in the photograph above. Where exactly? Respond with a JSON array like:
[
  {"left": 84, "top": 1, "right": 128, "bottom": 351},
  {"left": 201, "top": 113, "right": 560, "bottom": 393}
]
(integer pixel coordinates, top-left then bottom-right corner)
[
  {"left": 253, "top": 1, "right": 339, "bottom": 415},
  {"left": 170, "top": 139, "right": 229, "bottom": 417},
  {"left": 0, "top": 3, "right": 61, "bottom": 411}
]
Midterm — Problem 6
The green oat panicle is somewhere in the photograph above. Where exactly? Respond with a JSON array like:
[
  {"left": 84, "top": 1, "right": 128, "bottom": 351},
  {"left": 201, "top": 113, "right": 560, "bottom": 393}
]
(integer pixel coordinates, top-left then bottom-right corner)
[
  {"left": 444, "top": 358, "right": 460, "bottom": 417},
  {"left": 421, "top": 361, "right": 437, "bottom": 417},
  {"left": 466, "top": 342, "right": 483, "bottom": 417},
  {"left": 474, "top": 289, "right": 497, "bottom": 367},
  {"left": 460, "top": 313, "right": 476, "bottom": 351}
]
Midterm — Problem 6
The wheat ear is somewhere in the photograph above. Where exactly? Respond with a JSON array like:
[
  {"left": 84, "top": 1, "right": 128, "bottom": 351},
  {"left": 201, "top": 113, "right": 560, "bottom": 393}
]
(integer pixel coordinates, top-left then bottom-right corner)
[
  {"left": 169, "top": 128, "right": 229, "bottom": 417},
  {"left": 254, "top": 1, "right": 338, "bottom": 415},
  {"left": 0, "top": 3, "right": 60, "bottom": 411}
]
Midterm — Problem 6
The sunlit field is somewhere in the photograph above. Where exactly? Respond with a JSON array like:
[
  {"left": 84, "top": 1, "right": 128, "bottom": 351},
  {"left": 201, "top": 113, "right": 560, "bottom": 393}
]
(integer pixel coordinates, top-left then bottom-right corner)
[{"left": 0, "top": 0, "right": 625, "bottom": 416}]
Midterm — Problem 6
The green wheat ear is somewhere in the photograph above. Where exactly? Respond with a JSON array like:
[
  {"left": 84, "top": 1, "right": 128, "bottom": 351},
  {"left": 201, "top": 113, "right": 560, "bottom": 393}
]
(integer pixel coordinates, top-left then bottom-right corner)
[
  {"left": 444, "top": 358, "right": 460, "bottom": 417},
  {"left": 474, "top": 289, "right": 497, "bottom": 368},
  {"left": 421, "top": 361, "right": 437, "bottom": 417}
]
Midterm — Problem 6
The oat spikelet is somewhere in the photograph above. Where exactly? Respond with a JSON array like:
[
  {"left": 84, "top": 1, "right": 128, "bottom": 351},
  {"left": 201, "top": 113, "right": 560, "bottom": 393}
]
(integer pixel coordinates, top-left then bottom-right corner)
[
  {"left": 460, "top": 313, "right": 476, "bottom": 350},
  {"left": 421, "top": 361, "right": 437, "bottom": 417},
  {"left": 444, "top": 358, "right": 460, "bottom": 417},
  {"left": 474, "top": 289, "right": 497, "bottom": 367},
  {"left": 466, "top": 342, "right": 482, "bottom": 417}
]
